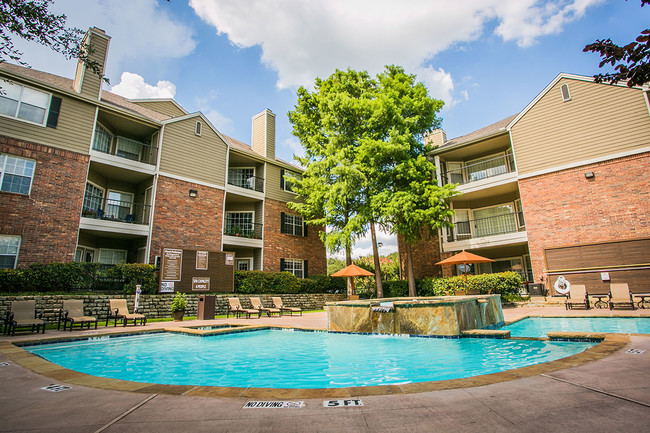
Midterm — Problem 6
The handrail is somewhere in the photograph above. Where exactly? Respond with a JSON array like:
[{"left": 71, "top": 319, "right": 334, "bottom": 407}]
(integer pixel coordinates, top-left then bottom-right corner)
[
  {"left": 81, "top": 193, "right": 151, "bottom": 225},
  {"left": 92, "top": 128, "right": 158, "bottom": 165},
  {"left": 443, "top": 154, "right": 515, "bottom": 186},
  {"left": 227, "top": 169, "right": 264, "bottom": 193},
  {"left": 223, "top": 218, "right": 263, "bottom": 239},
  {"left": 446, "top": 211, "right": 524, "bottom": 242}
]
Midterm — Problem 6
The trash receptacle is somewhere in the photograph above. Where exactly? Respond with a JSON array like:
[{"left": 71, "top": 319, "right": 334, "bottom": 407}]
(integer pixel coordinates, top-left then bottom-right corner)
[
  {"left": 527, "top": 283, "right": 546, "bottom": 296},
  {"left": 197, "top": 295, "right": 216, "bottom": 320}
]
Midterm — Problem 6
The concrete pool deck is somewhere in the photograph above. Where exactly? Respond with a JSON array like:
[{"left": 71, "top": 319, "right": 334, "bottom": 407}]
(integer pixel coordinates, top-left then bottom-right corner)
[{"left": 0, "top": 306, "right": 649, "bottom": 432}]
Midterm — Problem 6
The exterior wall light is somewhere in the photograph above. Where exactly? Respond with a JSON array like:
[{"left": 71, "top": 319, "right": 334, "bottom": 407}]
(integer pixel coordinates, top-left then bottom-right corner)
[
  {"left": 584, "top": 172, "right": 595, "bottom": 180},
  {"left": 189, "top": 189, "right": 198, "bottom": 198}
]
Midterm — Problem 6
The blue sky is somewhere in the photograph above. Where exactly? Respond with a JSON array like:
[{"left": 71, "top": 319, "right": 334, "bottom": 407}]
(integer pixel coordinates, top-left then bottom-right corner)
[{"left": 12, "top": 0, "right": 648, "bottom": 258}]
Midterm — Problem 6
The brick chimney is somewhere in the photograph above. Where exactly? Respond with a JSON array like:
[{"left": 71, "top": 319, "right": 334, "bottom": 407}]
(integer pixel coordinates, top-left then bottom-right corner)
[
  {"left": 73, "top": 27, "right": 111, "bottom": 100},
  {"left": 251, "top": 109, "right": 276, "bottom": 159}
]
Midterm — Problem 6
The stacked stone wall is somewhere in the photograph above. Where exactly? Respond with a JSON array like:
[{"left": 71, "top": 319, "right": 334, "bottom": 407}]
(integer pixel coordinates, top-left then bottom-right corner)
[{"left": 0, "top": 293, "right": 347, "bottom": 324}]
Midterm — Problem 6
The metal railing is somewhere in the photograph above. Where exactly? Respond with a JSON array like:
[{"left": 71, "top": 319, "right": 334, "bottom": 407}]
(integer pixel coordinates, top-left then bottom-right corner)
[
  {"left": 446, "top": 211, "right": 525, "bottom": 242},
  {"left": 223, "top": 218, "right": 263, "bottom": 239},
  {"left": 81, "top": 194, "right": 152, "bottom": 225},
  {"left": 442, "top": 154, "right": 515, "bottom": 186},
  {"left": 92, "top": 128, "right": 158, "bottom": 165},
  {"left": 227, "top": 169, "right": 264, "bottom": 193}
]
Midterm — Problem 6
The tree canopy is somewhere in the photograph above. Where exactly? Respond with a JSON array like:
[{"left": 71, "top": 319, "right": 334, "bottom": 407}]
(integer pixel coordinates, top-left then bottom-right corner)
[
  {"left": 0, "top": 0, "right": 106, "bottom": 82},
  {"left": 584, "top": 0, "right": 650, "bottom": 87}
]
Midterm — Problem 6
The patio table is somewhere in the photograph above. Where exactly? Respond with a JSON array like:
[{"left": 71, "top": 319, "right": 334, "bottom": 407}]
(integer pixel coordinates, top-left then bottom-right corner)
[{"left": 590, "top": 294, "right": 609, "bottom": 309}]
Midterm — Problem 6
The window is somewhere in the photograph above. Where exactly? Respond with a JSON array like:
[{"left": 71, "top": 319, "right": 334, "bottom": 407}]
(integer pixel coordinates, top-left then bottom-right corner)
[
  {"left": 0, "top": 154, "right": 36, "bottom": 195},
  {"left": 0, "top": 79, "right": 51, "bottom": 125},
  {"left": 82, "top": 182, "right": 104, "bottom": 214},
  {"left": 473, "top": 204, "right": 516, "bottom": 238},
  {"left": 514, "top": 199, "right": 525, "bottom": 229},
  {"left": 235, "top": 258, "right": 252, "bottom": 271},
  {"left": 105, "top": 190, "right": 133, "bottom": 221},
  {"left": 281, "top": 212, "right": 305, "bottom": 236},
  {"left": 74, "top": 246, "right": 95, "bottom": 263},
  {"left": 98, "top": 249, "right": 127, "bottom": 264},
  {"left": 561, "top": 83, "right": 571, "bottom": 102},
  {"left": 225, "top": 212, "right": 254, "bottom": 237},
  {"left": 195, "top": 121, "right": 202, "bottom": 136},
  {"left": 92, "top": 125, "right": 112, "bottom": 153},
  {"left": 280, "top": 169, "right": 300, "bottom": 192},
  {"left": 281, "top": 258, "right": 307, "bottom": 279},
  {"left": 0, "top": 235, "right": 21, "bottom": 269},
  {"left": 228, "top": 167, "right": 255, "bottom": 189}
]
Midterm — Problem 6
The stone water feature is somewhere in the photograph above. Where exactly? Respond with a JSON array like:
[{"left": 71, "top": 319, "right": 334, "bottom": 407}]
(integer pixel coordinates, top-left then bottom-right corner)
[{"left": 326, "top": 295, "right": 504, "bottom": 336}]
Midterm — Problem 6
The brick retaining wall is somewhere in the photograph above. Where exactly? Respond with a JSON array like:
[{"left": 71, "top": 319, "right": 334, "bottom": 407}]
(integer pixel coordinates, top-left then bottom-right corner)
[{"left": 0, "top": 293, "right": 347, "bottom": 324}]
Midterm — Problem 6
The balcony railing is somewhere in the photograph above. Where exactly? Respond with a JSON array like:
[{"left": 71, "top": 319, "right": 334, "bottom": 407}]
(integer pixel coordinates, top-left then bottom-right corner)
[
  {"left": 223, "top": 218, "right": 263, "bottom": 239},
  {"left": 446, "top": 211, "right": 525, "bottom": 242},
  {"left": 227, "top": 169, "right": 264, "bottom": 193},
  {"left": 81, "top": 194, "right": 151, "bottom": 225},
  {"left": 92, "top": 128, "right": 158, "bottom": 165},
  {"left": 443, "top": 154, "right": 515, "bottom": 186}
]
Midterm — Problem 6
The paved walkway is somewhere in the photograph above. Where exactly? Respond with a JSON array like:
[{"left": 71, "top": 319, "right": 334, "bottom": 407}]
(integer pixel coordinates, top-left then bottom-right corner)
[{"left": 1, "top": 307, "right": 649, "bottom": 432}]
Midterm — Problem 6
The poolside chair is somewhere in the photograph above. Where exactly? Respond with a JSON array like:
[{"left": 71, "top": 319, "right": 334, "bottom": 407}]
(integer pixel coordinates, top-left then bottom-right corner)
[
  {"left": 227, "top": 298, "right": 260, "bottom": 319},
  {"left": 4, "top": 300, "right": 46, "bottom": 336},
  {"left": 58, "top": 300, "right": 98, "bottom": 331},
  {"left": 107, "top": 299, "right": 147, "bottom": 326},
  {"left": 250, "top": 297, "right": 282, "bottom": 317},
  {"left": 608, "top": 283, "right": 636, "bottom": 310},
  {"left": 271, "top": 297, "right": 302, "bottom": 316},
  {"left": 565, "top": 284, "right": 590, "bottom": 310}
]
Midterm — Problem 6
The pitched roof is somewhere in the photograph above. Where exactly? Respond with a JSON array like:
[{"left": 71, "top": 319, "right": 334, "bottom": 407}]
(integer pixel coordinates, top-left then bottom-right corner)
[{"left": 441, "top": 114, "right": 517, "bottom": 148}]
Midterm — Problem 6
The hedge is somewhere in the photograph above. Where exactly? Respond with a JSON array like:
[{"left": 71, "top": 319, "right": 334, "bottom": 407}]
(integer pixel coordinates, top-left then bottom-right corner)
[
  {"left": 0, "top": 263, "right": 157, "bottom": 294},
  {"left": 234, "top": 271, "right": 345, "bottom": 294}
]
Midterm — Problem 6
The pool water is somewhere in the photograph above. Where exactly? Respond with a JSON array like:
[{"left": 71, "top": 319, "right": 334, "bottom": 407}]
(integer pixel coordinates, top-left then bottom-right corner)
[
  {"left": 503, "top": 317, "right": 650, "bottom": 338},
  {"left": 25, "top": 329, "right": 594, "bottom": 388}
]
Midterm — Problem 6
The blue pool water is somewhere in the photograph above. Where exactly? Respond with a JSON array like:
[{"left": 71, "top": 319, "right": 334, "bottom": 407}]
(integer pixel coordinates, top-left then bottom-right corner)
[
  {"left": 503, "top": 317, "right": 650, "bottom": 338},
  {"left": 25, "top": 329, "right": 594, "bottom": 388}
]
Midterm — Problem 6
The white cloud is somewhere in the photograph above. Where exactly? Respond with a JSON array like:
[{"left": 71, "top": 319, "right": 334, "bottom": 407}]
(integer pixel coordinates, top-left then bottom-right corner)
[
  {"left": 416, "top": 66, "right": 456, "bottom": 107},
  {"left": 12, "top": 0, "right": 196, "bottom": 81},
  {"left": 189, "top": 0, "right": 602, "bottom": 106},
  {"left": 203, "top": 108, "right": 234, "bottom": 135},
  {"left": 284, "top": 137, "right": 305, "bottom": 161},
  {"left": 111, "top": 72, "right": 176, "bottom": 98},
  {"left": 329, "top": 226, "right": 398, "bottom": 259}
]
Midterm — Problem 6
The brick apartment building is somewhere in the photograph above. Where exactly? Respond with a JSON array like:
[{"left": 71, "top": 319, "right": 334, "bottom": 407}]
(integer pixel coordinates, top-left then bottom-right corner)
[
  {"left": 0, "top": 27, "right": 326, "bottom": 278},
  {"left": 405, "top": 73, "right": 650, "bottom": 295}
]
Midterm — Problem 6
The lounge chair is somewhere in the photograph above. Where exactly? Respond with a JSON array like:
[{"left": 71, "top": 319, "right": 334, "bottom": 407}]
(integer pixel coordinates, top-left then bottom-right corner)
[
  {"left": 106, "top": 299, "right": 147, "bottom": 326},
  {"left": 4, "top": 300, "right": 46, "bottom": 336},
  {"left": 608, "top": 283, "right": 636, "bottom": 310},
  {"left": 565, "top": 284, "right": 590, "bottom": 310},
  {"left": 271, "top": 297, "right": 302, "bottom": 316},
  {"left": 227, "top": 298, "right": 260, "bottom": 319},
  {"left": 58, "top": 300, "right": 98, "bottom": 331},
  {"left": 250, "top": 297, "right": 282, "bottom": 317}
]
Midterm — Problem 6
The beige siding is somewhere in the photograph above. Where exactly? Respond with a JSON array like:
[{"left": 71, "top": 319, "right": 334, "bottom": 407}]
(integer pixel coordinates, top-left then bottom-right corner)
[
  {"left": 77, "top": 34, "right": 108, "bottom": 100},
  {"left": 511, "top": 78, "right": 650, "bottom": 175},
  {"left": 251, "top": 114, "right": 265, "bottom": 157},
  {"left": 131, "top": 101, "right": 185, "bottom": 118},
  {"left": 159, "top": 118, "right": 227, "bottom": 186},
  {"left": 266, "top": 113, "right": 275, "bottom": 158},
  {"left": 265, "top": 163, "right": 300, "bottom": 202},
  {"left": 0, "top": 90, "right": 95, "bottom": 154}
]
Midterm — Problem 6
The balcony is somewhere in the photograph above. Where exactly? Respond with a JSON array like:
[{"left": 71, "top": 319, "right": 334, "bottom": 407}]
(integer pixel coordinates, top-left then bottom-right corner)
[
  {"left": 92, "top": 128, "right": 158, "bottom": 166},
  {"left": 447, "top": 212, "right": 524, "bottom": 242},
  {"left": 227, "top": 169, "right": 264, "bottom": 193},
  {"left": 223, "top": 218, "right": 263, "bottom": 239},
  {"left": 443, "top": 154, "right": 515, "bottom": 186},
  {"left": 81, "top": 194, "right": 151, "bottom": 226}
]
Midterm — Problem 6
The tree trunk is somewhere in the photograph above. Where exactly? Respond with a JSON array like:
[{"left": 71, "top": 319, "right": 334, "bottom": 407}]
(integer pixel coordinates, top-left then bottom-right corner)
[
  {"left": 370, "top": 220, "right": 384, "bottom": 298},
  {"left": 346, "top": 240, "right": 353, "bottom": 296},
  {"left": 405, "top": 242, "right": 417, "bottom": 297}
]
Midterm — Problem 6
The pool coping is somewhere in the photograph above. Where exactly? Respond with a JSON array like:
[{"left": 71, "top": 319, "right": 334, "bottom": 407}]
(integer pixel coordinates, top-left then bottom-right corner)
[{"left": 0, "top": 324, "right": 632, "bottom": 399}]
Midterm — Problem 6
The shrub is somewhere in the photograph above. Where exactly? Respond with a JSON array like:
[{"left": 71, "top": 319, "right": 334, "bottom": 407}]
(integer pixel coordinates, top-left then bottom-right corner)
[
  {"left": 0, "top": 268, "right": 25, "bottom": 292},
  {"left": 235, "top": 271, "right": 343, "bottom": 294},
  {"left": 170, "top": 292, "right": 188, "bottom": 312},
  {"left": 103, "top": 264, "right": 157, "bottom": 294},
  {"left": 382, "top": 280, "right": 409, "bottom": 298}
]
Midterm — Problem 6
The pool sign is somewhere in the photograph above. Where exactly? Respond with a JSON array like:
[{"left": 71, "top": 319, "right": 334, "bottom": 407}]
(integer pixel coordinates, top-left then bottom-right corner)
[
  {"left": 192, "top": 277, "right": 210, "bottom": 291},
  {"left": 324, "top": 399, "right": 363, "bottom": 407},
  {"left": 160, "top": 281, "right": 174, "bottom": 293},
  {"left": 161, "top": 248, "right": 183, "bottom": 281},
  {"left": 243, "top": 401, "right": 304, "bottom": 409}
]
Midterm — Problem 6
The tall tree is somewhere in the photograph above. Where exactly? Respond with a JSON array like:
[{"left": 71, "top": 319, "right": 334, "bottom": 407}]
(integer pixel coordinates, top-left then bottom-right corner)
[
  {"left": 583, "top": 0, "right": 650, "bottom": 87},
  {"left": 1, "top": 0, "right": 106, "bottom": 82}
]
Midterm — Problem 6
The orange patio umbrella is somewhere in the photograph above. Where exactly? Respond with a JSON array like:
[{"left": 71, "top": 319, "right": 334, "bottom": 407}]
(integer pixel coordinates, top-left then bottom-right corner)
[
  {"left": 331, "top": 264, "right": 375, "bottom": 297},
  {"left": 436, "top": 250, "right": 494, "bottom": 289}
]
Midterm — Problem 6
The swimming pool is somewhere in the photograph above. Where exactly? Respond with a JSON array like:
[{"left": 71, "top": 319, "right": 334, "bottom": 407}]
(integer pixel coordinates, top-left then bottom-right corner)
[
  {"left": 503, "top": 317, "right": 650, "bottom": 338},
  {"left": 24, "top": 329, "right": 594, "bottom": 389}
]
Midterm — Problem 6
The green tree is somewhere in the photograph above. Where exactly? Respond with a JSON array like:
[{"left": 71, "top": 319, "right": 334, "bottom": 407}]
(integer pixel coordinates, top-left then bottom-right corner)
[
  {"left": 287, "top": 69, "right": 376, "bottom": 295},
  {"left": 1, "top": 0, "right": 106, "bottom": 82},
  {"left": 583, "top": 0, "right": 650, "bottom": 87}
]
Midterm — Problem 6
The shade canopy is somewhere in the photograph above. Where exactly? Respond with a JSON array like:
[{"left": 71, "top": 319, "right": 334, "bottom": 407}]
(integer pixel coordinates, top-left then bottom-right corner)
[
  {"left": 436, "top": 250, "right": 495, "bottom": 266},
  {"left": 331, "top": 264, "right": 375, "bottom": 277}
]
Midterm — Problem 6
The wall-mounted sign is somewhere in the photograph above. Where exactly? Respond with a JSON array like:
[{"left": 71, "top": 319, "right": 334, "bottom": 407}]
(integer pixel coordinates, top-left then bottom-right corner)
[
  {"left": 600, "top": 272, "right": 611, "bottom": 281},
  {"left": 162, "top": 248, "right": 183, "bottom": 281},
  {"left": 160, "top": 281, "right": 175, "bottom": 293},
  {"left": 196, "top": 251, "right": 209, "bottom": 270},
  {"left": 225, "top": 253, "right": 234, "bottom": 266},
  {"left": 192, "top": 277, "right": 210, "bottom": 291}
]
